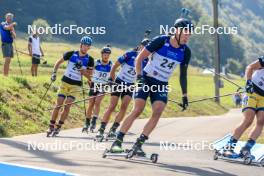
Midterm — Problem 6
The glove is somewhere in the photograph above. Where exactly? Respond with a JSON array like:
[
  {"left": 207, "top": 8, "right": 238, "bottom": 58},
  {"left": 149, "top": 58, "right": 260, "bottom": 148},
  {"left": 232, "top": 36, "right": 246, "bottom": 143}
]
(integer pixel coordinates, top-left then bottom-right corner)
[
  {"left": 245, "top": 80, "right": 254, "bottom": 94},
  {"left": 182, "top": 96, "right": 188, "bottom": 110},
  {"left": 136, "top": 74, "right": 145, "bottom": 87},
  {"left": 51, "top": 71, "right": 57, "bottom": 82},
  {"left": 108, "top": 77, "right": 114, "bottom": 86}
]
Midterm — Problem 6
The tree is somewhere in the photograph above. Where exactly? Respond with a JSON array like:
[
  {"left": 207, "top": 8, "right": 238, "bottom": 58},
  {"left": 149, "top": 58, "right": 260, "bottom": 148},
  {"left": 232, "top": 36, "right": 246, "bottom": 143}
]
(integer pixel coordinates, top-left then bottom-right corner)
[
  {"left": 31, "top": 18, "right": 52, "bottom": 41},
  {"left": 226, "top": 58, "right": 243, "bottom": 75}
]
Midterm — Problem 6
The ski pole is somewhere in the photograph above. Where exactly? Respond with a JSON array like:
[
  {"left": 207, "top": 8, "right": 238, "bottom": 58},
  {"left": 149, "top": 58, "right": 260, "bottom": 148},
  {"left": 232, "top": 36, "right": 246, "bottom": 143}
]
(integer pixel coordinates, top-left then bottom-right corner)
[
  {"left": 13, "top": 41, "right": 23, "bottom": 75},
  {"left": 36, "top": 81, "right": 53, "bottom": 110},
  {"left": 206, "top": 68, "right": 243, "bottom": 91},
  {"left": 81, "top": 76, "right": 87, "bottom": 117},
  {"left": 46, "top": 91, "right": 112, "bottom": 111}
]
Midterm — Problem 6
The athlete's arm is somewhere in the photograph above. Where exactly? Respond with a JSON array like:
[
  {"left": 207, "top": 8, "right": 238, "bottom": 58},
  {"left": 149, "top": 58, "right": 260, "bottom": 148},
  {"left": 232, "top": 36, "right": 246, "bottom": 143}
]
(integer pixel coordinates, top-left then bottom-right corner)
[
  {"left": 53, "top": 58, "right": 64, "bottom": 73},
  {"left": 82, "top": 56, "right": 94, "bottom": 82},
  {"left": 53, "top": 51, "right": 74, "bottom": 72},
  {"left": 28, "top": 37, "right": 32, "bottom": 56},
  {"left": 136, "top": 35, "right": 166, "bottom": 76},
  {"left": 135, "top": 48, "right": 151, "bottom": 76},
  {"left": 180, "top": 47, "right": 191, "bottom": 97},
  {"left": 11, "top": 30, "right": 16, "bottom": 39},
  {"left": 109, "top": 61, "right": 121, "bottom": 80},
  {"left": 245, "top": 57, "right": 263, "bottom": 80},
  {"left": 3, "top": 23, "right": 15, "bottom": 31}
]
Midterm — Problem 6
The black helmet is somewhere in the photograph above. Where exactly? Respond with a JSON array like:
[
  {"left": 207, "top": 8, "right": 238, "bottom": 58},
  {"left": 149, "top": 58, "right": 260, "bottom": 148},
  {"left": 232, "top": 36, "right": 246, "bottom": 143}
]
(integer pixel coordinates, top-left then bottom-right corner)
[
  {"left": 101, "top": 46, "right": 111, "bottom": 54},
  {"left": 141, "top": 38, "right": 150, "bottom": 46},
  {"left": 174, "top": 18, "right": 193, "bottom": 32}
]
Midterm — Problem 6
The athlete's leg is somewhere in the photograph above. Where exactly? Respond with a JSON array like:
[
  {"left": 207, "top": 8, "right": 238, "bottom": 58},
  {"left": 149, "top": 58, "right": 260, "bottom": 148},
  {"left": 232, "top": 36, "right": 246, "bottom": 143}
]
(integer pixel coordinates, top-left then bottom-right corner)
[
  {"left": 86, "top": 97, "right": 96, "bottom": 119},
  {"left": 110, "top": 95, "right": 132, "bottom": 132},
  {"left": 31, "top": 64, "right": 34, "bottom": 76},
  {"left": 119, "top": 98, "right": 146, "bottom": 133},
  {"left": 35, "top": 64, "right": 39, "bottom": 76},
  {"left": 93, "top": 94, "right": 105, "bottom": 116},
  {"left": 232, "top": 109, "right": 255, "bottom": 140},
  {"left": 83, "top": 97, "right": 95, "bottom": 129},
  {"left": 101, "top": 96, "right": 119, "bottom": 123},
  {"left": 97, "top": 95, "right": 119, "bottom": 135},
  {"left": 111, "top": 98, "right": 146, "bottom": 152},
  {"left": 249, "top": 110, "right": 264, "bottom": 140},
  {"left": 127, "top": 98, "right": 166, "bottom": 156},
  {"left": 3, "top": 57, "right": 11, "bottom": 76},
  {"left": 51, "top": 96, "right": 65, "bottom": 122},
  {"left": 48, "top": 96, "right": 65, "bottom": 132},
  {"left": 240, "top": 110, "right": 264, "bottom": 155},
  {"left": 142, "top": 101, "right": 166, "bottom": 136},
  {"left": 59, "top": 96, "right": 75, "bottom": 123}
]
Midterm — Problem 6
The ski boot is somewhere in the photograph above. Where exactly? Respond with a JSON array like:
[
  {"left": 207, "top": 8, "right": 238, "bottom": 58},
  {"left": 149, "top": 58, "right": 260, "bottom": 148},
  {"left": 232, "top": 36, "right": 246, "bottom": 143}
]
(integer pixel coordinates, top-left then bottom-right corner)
[
  {"left": 52, "top": 125, "right": 61, "bottom": 137},
  {"left": 90, "top": 117, "right": 97, "bottom": 133},
  {"left": 46, "top": 124, "right": 55, "bottom": 137},
  {"left": 110, "top": 139, "right": 124, "bottom": 153},
  {"left": 94, "top": 129, "right": 104, "bottom": 142},
  {"left": 127, "top": 141, "right": 146, "bottom": 158},
  {"left": 82, "top": 118, "right": 90, "bottom": 133},
  {"left": 105, "top": 129, "right": 117, "bottom": 141},
  {"left": 222, "top": 148, "right": 239, "bottom": 158},
  {"left": 240, "top": 147, "right": 255, "bottom": 165}
]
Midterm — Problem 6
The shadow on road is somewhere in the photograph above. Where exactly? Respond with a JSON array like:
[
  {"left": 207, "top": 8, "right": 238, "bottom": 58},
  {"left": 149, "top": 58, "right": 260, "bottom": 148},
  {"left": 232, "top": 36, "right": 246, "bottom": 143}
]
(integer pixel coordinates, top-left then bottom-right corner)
[
  {"left": 0, "top": 139, "right": 81, "bottom": 166},
  {"left": 108, "top": 158, "right": 237, "bottom": 176}
]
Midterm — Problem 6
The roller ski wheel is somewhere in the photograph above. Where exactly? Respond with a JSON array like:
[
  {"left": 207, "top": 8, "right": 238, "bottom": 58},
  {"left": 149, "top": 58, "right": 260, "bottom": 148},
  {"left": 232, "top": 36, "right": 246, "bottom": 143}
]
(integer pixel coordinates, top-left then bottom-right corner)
[
  {"left": 243, "top": 156, "right": 252, "bottom": 165},
  {"left": 102, "top": 149, "right": 109, "bottom": 158},
  {"left": 126, "top": 149, "right": 135, "bottom": 159},
  {"left": 46, "top": 127, "right": 54, "bottom": 137},
  {"left": 90, "top": 125, "right": 96, "bottom": 133},
  {"left": 259, "top": 158, "right": 264, "bottom": 167},
  {"left": 94, "top": 132, "right": 104, "bottom": 142},
  {"left": 150, "top": 153, "right": 159, "bottom": 163},
  {"left": 90, "top": 128, "right": 95, "bottom": 133},
  {"left": 213, "top": 150, "right": 219, "bottom": 160},
  {"left": 52, "top": 128, "right": 60, "bottom": 137},
  {"left": 82, "top": 127, "right": 89, "bottom": 133}
]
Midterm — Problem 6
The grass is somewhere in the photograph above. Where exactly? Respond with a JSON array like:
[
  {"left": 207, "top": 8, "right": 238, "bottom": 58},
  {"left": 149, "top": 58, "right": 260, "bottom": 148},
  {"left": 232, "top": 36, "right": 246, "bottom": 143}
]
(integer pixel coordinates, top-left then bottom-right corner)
[{"left": 0, "top": 38, "right": 262, "bottom": 143}]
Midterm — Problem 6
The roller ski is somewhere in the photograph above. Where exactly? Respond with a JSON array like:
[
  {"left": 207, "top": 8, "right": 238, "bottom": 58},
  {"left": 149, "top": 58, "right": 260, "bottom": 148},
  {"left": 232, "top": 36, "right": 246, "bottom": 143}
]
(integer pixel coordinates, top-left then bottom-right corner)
[
  {"left": 94, "top": 129, "right": 104, "bottom": 142},
  {"left": 46, "top": 125, "right": 55, "bottom": 137},
  {"left": 82, "top": 118, "right": 90, "bottom": 133},
  {"left": 89, "top": 117, "right": 97, "bottom": 133},
  {"left": 214, "top": 147, "right": 255, "bottom": 165},
  {"left": 105, "top": 130, "right": 117, "bottom": 141},
  {"left": 213, "top": 134, "right": 264, "bottom": 166},
  {"left": 103, "top": 139, "right": 159, "bottom": 163},
  {"left": 51, "top": 125, "right": 61, "bottom": 137},
  {"left": 126, "top": 141, "right": 159, "bottom": 163}
]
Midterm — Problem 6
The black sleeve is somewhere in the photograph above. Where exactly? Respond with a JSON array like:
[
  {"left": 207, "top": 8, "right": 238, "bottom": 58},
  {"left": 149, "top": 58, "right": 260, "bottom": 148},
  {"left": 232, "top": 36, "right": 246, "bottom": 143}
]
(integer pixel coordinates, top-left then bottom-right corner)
[
  {"left": 145, "top": 35, "right": 167, "bottom": 53},
  {"left": 180, "top": 46, "right": 191, "bottom": 95},
  {"left": 258, "top": 56, "right": 264, "bottom": 67},
  {"left": 63, "top": 51, "right": 74, "bottom": 61},
  {"left": 87, "top": 56, "right": 95, "bottom": 70}
]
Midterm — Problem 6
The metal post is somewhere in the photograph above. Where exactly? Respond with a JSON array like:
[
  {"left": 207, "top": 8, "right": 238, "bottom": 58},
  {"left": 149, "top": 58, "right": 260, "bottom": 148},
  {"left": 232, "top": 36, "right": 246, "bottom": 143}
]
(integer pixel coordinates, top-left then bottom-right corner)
[{"left": 212, "top": 0, "right": 220, "bottom": 103}]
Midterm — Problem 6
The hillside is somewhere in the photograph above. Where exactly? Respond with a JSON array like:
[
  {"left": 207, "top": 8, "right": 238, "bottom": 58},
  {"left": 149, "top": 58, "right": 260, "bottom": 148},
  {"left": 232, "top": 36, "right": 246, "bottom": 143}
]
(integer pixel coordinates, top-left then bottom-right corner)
[{"left": 1, "top": 0, "right": 263, "bottom": 74}]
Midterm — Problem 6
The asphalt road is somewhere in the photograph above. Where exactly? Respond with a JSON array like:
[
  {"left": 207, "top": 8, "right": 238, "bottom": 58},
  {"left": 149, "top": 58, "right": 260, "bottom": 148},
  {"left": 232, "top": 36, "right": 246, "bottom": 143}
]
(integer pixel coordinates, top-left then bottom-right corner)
[{"left": 0, "top": 109, "right": 263, "bottom": 176}]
